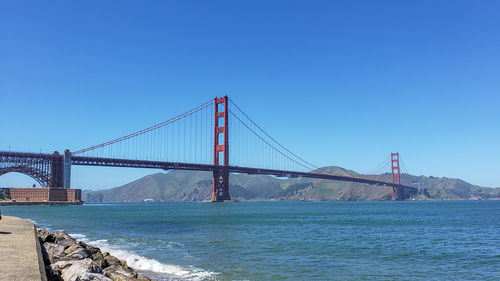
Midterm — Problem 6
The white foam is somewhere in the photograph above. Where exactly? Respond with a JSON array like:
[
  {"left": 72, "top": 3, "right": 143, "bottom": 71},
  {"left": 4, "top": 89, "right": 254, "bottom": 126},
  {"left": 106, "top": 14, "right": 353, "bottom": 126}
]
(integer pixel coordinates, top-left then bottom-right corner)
[
  {"left": 68, "top": 233, "right": 217, "bottom": 281},
  {"left": 69, "top": 233, "right": 87, "bottom": 239}
]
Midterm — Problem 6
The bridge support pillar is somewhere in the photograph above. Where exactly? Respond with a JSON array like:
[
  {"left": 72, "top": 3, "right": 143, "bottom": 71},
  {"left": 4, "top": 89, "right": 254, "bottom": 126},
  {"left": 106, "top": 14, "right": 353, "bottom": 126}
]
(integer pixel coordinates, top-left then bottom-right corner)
[
  {"left": 211, "top": 96, "right": 231, "bottom": 202},
  {"left": 211, "top": 167, "right": 230, "bottom": 201},
  {"left": 63, "top": 149, "right": 71, "bottom": 189}
]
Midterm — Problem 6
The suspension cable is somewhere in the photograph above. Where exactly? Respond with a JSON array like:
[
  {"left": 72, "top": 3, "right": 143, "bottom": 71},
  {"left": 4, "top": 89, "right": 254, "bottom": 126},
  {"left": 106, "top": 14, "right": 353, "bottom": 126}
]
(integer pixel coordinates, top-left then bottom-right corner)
[
  {"left": 228, "top": 97, "right": 321, "bottom": 172},
  {"left": 229, "top": 110, "right": 317, "bottom": 171},
  {"left": 73, "top": 99, "right": 214, "bottom": 155}
]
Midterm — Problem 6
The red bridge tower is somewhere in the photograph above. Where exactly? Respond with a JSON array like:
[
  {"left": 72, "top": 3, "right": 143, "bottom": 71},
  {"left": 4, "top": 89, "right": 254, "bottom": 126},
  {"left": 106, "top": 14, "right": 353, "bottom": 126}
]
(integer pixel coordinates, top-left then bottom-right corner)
[
  {"left": 391, "top": 152, "right": 402, "bottom": 200},
  {"left": 211, "top": 96, "right": 231, "bottom": 202}
]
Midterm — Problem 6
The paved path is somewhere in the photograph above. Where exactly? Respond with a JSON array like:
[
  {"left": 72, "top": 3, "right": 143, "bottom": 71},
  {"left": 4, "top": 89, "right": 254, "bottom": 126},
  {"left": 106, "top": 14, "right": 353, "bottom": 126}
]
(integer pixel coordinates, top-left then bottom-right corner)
[{"left": 0, "top": 215, "right": 47, "bottom": 281}]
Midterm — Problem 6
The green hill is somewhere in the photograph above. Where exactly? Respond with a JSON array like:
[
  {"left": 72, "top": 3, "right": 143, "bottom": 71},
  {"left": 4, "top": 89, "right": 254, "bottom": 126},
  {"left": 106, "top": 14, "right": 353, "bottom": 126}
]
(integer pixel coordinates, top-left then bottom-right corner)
[{"left": 82, "top": 167, "right": 500, "bottom": 202}]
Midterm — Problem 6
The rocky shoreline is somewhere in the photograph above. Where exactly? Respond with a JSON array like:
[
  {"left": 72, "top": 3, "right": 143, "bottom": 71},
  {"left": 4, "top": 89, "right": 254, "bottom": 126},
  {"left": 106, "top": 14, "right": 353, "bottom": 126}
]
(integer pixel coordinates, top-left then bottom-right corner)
[{"left": 37, "top": 227, "right": 155, "bottom": 281}]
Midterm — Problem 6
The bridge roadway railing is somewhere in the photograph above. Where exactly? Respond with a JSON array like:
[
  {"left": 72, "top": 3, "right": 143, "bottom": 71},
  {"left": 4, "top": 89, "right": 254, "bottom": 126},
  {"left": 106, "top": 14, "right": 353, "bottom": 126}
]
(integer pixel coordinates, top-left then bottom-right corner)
[{"left": 71, "top": 156, "right": 416, "bottom": 191}]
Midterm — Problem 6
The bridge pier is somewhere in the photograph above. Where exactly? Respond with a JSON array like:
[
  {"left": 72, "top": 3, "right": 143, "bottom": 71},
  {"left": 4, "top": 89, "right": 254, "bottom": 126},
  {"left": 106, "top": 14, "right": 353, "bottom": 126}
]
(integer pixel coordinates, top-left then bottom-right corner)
[
  {"left": 211, "top": 167, "right": 230, "bottom": 201},
  {"left": 392, "top": 186, "right": 404, "bottom": 200}
]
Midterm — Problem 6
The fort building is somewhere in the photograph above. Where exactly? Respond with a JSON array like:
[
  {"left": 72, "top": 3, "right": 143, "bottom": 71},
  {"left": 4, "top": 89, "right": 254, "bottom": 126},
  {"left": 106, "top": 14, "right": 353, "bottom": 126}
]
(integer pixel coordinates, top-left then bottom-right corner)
[{"left": 5, "top": 187, "right": 82, "bottom": 202}]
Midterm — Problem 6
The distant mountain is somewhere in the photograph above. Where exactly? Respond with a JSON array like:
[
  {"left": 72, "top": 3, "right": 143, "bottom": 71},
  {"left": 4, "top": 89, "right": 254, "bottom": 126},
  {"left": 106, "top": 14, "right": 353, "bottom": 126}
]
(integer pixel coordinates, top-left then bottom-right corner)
[{"left": 82, "top": 166, "right": 500, "bottom": 202}]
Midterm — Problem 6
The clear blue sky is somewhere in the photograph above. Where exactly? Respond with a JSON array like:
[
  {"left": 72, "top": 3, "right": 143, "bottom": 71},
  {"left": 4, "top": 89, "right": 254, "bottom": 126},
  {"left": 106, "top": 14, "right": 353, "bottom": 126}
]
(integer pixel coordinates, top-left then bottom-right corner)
[{"left": 1, "top": 0, "right": 499, "bottom": 189}]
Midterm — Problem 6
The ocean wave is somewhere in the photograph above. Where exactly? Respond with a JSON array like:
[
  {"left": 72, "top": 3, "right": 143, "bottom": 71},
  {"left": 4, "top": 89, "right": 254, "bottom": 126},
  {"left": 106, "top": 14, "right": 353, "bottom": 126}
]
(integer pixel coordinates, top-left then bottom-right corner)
[
  {"left": 68, "top": 233, "right": 217, "bottom": 281},
  {"left": 68, "top": 233, "right": 87, "bottom": 239}
]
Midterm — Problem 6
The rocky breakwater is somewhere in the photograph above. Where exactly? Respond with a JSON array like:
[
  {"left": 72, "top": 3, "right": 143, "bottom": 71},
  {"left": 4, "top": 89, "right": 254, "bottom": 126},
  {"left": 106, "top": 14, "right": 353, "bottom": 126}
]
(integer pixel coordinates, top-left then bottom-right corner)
[{"left": 37, "top": 228, "right": 154, "bottom": 281}]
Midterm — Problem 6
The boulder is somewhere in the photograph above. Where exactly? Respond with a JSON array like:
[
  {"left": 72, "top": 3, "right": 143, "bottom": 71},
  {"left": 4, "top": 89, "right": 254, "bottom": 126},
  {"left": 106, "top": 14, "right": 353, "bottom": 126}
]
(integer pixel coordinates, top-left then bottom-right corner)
[
  {"left": 54, "top": 258, "right": 107, "bottom": 281},
  {"left": 119, "top": 260, "right": 129, "bottom": 269},
  {"left": 68, "top": 272, "right": 112, "bottom": 281},
  {"left": 38, "top": 228, "right": 56, "bottom": 243},
  {"left": 66, "top": 248, "right": 91, "bottom": 260},
  {"left": 55, "top": 230, "right": 77, "bottom": 249},
  {"left": 44, "top": 242, "right": 67, "bottom": 263},
  {"left": 38, "top": 228, "right": 150, "bottom": 281},
  {"left": 103, "top": 255, "right": 122, "bottom": 267},
  {"left": 84, "top": 243, "right": 102, "bottom": 256},
  {"left": 50, "top": 259, "right": 114, "bottom": 281},
  {"left": 54, "top": 230, "right": 73, "bottom": 240},
  {"left": 64, "top": 244, "right": 83, "bottom": 255},
  {"left": 137, "top": 274, "right": 151, "bottom": 281},
  {"left": 92, "top": 252, "right": 109, "bottom": 269},
  {"left": 63, "top": 243, "right": 91, "bottom": 260},
  {"left": 58, "top": 238, "right": 77, "bottom": 249},
  {"left": 103, "top": 264, "right": 138, "bottom": 280},
  {"left": 51, "top": 260, "right": 76, "bottom": 272}
]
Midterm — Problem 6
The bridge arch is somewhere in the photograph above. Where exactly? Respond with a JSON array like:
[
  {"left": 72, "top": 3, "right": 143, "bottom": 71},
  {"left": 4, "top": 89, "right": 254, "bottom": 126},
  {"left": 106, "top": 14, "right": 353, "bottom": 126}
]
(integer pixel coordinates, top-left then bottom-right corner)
[{"left": 0, "top": 166, "right": 50, "bottom": 187}]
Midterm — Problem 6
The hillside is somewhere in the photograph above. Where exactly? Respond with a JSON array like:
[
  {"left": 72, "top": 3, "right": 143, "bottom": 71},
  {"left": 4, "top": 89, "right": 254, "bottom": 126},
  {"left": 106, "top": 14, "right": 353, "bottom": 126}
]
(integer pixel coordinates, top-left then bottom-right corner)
[{"left": 82, "top": 167, "right": 500, "bottom": 202}]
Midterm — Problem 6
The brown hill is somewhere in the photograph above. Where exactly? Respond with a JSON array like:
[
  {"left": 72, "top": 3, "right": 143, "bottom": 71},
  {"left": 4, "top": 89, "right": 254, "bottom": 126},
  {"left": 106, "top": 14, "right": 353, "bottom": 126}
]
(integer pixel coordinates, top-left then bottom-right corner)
[{"left": 82, "top": 167, "right": 499, "bottom": 202}]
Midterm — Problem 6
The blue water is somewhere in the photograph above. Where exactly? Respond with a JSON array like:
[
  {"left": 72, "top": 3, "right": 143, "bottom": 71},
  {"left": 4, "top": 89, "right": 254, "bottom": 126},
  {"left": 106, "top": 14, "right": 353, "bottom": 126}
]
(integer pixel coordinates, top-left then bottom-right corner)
[{"left": 2, "top": 201, "right": 500, "bottom": 280}]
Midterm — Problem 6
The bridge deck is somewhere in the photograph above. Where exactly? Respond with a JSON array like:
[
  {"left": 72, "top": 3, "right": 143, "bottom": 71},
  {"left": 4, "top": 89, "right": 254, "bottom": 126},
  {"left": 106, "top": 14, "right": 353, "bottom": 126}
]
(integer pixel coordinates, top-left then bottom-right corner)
[
  {"left": 0, "top": 151, "right": 415, "bottom": 191},
  {"left": 71, "top": 156, "right": 416, "bottom": 191}
]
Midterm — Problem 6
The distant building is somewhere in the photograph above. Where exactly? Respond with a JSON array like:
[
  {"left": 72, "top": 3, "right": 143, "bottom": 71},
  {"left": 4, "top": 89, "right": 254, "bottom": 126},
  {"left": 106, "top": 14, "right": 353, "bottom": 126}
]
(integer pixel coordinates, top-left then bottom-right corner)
[{"left": 7, "top": 187, "right": 82, "bottom": 202}]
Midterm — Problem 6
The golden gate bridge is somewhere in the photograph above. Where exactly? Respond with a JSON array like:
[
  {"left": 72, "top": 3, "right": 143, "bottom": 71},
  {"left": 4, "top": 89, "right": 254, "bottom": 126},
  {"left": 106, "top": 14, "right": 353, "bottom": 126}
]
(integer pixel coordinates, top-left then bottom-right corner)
[{"left": 0, "top": 96, "right": 416, "bottom": 201}]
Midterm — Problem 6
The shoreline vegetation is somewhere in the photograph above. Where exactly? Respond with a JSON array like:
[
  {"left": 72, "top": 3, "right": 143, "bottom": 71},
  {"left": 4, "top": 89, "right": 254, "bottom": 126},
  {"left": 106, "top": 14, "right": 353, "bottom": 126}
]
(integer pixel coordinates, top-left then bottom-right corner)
[{"left": 37, "top": 227, "right": 155, "bottom": 281}]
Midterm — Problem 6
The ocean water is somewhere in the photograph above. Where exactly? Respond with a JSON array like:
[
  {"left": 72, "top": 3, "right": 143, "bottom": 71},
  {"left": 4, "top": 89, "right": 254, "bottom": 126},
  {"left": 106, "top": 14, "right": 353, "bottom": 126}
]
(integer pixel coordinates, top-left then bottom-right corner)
[{"left": 2, "top": 201, "right": 500, "bottom": 280}]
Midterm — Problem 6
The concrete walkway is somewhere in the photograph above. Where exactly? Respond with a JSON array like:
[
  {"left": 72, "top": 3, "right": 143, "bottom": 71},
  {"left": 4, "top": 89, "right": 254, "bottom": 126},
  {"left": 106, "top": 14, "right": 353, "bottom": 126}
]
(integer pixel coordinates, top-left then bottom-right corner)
[{"left": 0, "top": 215, "right": 47, "bottom": 281}]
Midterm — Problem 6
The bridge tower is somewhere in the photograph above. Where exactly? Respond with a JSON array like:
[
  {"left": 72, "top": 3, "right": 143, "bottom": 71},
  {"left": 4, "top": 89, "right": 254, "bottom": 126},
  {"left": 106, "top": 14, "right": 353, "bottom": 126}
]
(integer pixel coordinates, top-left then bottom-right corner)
[
  {"left": 391, "top": 152, "right": 402, "bottom": 200},
  {"left": 63, "top": 149, "right": 71, "bottom": 188},
  {"left": 49, "top": 151, "right": 64, "bottom": 187},
  {"left": 211, "top": 96, "right": 231, "bottom": 202}
]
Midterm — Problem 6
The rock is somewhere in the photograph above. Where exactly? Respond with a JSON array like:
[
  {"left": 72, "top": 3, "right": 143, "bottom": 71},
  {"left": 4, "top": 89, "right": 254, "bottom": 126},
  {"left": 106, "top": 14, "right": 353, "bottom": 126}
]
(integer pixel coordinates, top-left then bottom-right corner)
[
  {"left": 38, "top": 228, "right": 56, "bottom": 243},
  {"left": 50, "top": 259, "right": 111, "bottom": 280},
  {"left": 69, "top": 272, "right": 112, "bottom": 281},
  {"left": 104, "top": 255, "right": 122, "bottom": 267},
  {"left": 63, "top": 243, "right": 91, "bottom": 260},
  {"left": 51, "top": 260, "right": 75, "bottom": 272},
  {"left": 58, "top": 238, "right": 77, "bottom": 249},
  {"left": 64, "top": 244, "right": 83, "bottom": 255},
  {"left": 55, "top": 230, "right": 73, "bottom": 241},
  {"left": 119, "top": 260, "right": 129, "bottom": 268},
  {"left": 44, "top": 242, "right": 67, "bottom": 263},
  {"left": 53, "top": 258, "right": 107, "bottom": 281},
  {"left": 38, "top": 228, "right": 149, "bottom": 281},
  {"left": 92, "top": 252, "right": 109, "bottom": 269},
  {"left": 103, "top": 264, "right": 138, "bottom": 280},
  {"left": 55, "top": 230, "right": 76, "bottom": 249},
  {"left": 137, "top": 274, "right": 151, "bottom": 281},
  {"left": 37, "top": 227, "right": 47, "bottom": 235},
  {"left": 84, "top": 243, "right": 102, "bottom": 256},
  {"left": 66, "top": 248, "right": 91, "bottom": 260}
]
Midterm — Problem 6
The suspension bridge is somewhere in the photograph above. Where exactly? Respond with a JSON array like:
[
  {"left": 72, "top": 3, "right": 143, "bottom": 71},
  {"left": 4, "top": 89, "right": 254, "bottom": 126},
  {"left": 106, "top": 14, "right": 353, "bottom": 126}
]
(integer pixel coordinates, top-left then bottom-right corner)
[{"left": 0, "top": 96, "right": 416, "bottom": 201}]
